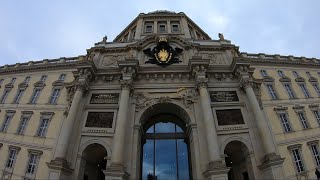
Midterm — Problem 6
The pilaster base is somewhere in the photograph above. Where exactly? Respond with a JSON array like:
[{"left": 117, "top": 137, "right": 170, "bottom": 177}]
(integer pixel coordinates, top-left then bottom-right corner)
[
  {"left": 104, "top": 163, "right": 129, "bottom": 180},
  {"left": 203, "top": 160, "right": 230, "bottom": 180},
  {"left": 258, "top": 153, "right": 285, "bottom": 180},
  {"left": 46, "top": 158, "right": 73, "bottom": 180}
]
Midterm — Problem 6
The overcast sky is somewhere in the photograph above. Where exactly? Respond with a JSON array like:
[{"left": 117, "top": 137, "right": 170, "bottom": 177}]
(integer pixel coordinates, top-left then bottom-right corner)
[{"left": 1, "top": 0, "right": 319, "bottom": 66}]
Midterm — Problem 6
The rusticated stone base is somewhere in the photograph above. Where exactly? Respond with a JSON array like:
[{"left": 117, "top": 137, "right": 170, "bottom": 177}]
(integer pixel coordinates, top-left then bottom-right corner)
[
  {"left": 46, "top": 158, "right": 73, "bottom": 180},
  {"left": 258, "top": 153, "right": 285, "bottom": 180},
  {"left": 104, "top": 163, "right": 129, "bottom": 180},
  {"left": 203, "top": 160, "right": 230, "bottom": 180}
]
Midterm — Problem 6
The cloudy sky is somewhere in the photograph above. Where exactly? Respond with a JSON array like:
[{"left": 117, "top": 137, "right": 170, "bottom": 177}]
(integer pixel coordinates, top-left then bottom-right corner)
[{"left": 1, "top": 0, "right": 319, "bottom": 66}]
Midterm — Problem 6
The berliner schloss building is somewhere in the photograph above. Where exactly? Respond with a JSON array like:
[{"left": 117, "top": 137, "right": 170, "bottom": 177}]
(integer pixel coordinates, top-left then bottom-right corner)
[{"left": 0, "top": 11, "right": 320, "bottom": 180}]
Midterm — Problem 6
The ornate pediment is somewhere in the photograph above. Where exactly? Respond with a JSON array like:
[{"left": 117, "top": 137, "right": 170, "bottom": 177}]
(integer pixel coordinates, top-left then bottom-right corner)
[
  {"left": 18, "top": 82, "right": 28, "bottom": 89},
  {"left": 4, "top": 83, "right": 14, "bottom": 89},
  {"left": 295, "top": 76, "right": 306, "bottom": 83},
  {"left": 52, "top": 80, "right": 64, "bottom": 87},
  {"left": 308, "top": 77, "right": 318, "bottom": 83},
  {"left": 279, "top": 76, "right": 291, "bottom": 82},
  {"left": 262, "top": 76, "right": 275, "bottom": 82},
  {"left": 34, "top": 81, "right": 46, "bottom": 88}
]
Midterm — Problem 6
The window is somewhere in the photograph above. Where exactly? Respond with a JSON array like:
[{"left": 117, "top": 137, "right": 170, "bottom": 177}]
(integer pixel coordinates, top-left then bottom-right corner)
[
  {"left": 0, "top": 79, "right": 4, "bottom": 85},
  {"left": 10, "top": 77, "right": 16, "bottom": 84},
  {"left": 279, "top": 113, "right": 292, "bottom": 132},
  {"left": 37, "top": 118, "right": 49, "bottom": 137},
  {"left": 313, "top": 110, "right": 320, "bottom": 125},
  {"left": 266, "top": 84, "right": 278, "bottom": 100},
  {"left": 30, "top": 89, "right": 41, "bottom": 104},
  {"left": 24, "top": 76, "right": 31, "bottom": 83},
  {"left": 172, "top": 24, "right": 180, "bottom": 32},
  {"left": 277, "top": 70, "right": 284, "bottom": 77},
  {"left": 318, "top": 72, "right": 320, "bottom": 77},
  {"left": 158, "top": 22, "right": 166, "bottom": 33},
  {"left": 26, "top": 153, "right": 40, "bottom": 175},
  {"left": 260, "top": 70, "right": 268, "bottom": 77},
  {"left": 310, "top": 144, "right": 320, "bottom": 166},
  {"left": 145, "top": 22, "right": 153, "bottom": 33},
  {"left": 142, "top": 116, "right": 191, "bottom": 180},
  {"left": 299, "top": 84, "right": 310, "bottom": 98},
  {"left": 49, "top": 89, "right": 61, "bottom": 104},
  {"left": 58, "top": 74, "right": 66, "bottom": 81},
  {"left": 306, "top": 72, "right": 311, "bottom": 78},
  {"left": 40, "top": 75, "right": 47, "bottom": 82},
  {"left": 297, "top": 112, "right": 309, "bottom": 129},
  {"left": 13, "top": 89, "right": 24, "bottom": 103},
  {"left": 6, "top": 149, "right": 18, "bottom": 169},
  {"left": 291, "top": 148, "right": 305, "bottom": 173},
  {"left": 130, "top": 28, "right": 136, "bottom": 40},
  {"left": 284, "top": 84, "right": 295, "bottom": 99},
  {"left": 17, "top": 115, "right": 30, "bottom": 135},
  {"left": 293, "top": 71, "right": 299, "bottom": 78},
  {"left": 1, "top": 114, "right": 13, "bottom": 132},
  {"left": 0, "top": 89, "right": 10, "bottom": 103},
  {"left": 312, "top": 84, "right": 320, "bottom": 96}
]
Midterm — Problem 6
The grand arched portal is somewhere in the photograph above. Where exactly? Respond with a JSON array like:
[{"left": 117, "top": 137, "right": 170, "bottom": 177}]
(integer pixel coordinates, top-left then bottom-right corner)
[{"left": 141, "top": 114, "right": 191, "bottom": 180}]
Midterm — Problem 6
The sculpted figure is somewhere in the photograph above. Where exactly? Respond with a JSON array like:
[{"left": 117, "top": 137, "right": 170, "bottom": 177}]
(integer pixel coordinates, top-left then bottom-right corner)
[{"left": 218, "top": 33, "right": 224, "bottom": 41}]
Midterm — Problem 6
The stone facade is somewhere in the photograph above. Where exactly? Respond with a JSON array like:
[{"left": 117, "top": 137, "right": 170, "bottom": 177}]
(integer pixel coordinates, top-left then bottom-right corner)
[{"left": 0, "top": 11, "right": 319, "bottom": 180}]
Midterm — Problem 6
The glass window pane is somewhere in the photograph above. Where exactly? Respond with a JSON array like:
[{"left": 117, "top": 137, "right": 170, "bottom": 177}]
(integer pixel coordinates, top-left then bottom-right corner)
[
  {"left": 142, "top": 140, "right": 154, "bottom": 180},
  {"left": 155, "top": 140, "right": 177, "bottom": 180},
  {"left": 155, "top": 122, "right": 175, "bottom": 133},
  {"left": 146, "top": 125, "right": 154, "bottom": 133},
  {"left": 176, "top": 125, "right": 183, "bottom": 133},
  {"left": 177, "top": 139, "right": 190, "bottom": 180}
]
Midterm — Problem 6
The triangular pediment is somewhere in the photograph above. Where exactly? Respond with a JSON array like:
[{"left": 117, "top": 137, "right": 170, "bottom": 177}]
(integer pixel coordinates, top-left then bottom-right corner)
[
  {"left": 295, "top": 77, "right": 305, "bottom": 83},
  {"left": 308, "top": 77, "right": 318, "bottom": 83},
  {"left": 263, "top": 76, "right": 275, "bottom": 82},
  {"left": 279, "top": 76, "right": 291, "bottom": 82}
]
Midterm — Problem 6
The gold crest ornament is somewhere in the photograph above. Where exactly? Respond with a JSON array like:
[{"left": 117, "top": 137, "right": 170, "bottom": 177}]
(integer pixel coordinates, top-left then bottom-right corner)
[{"left": 158, "top": 49, "right": 169, "bottom": 62}]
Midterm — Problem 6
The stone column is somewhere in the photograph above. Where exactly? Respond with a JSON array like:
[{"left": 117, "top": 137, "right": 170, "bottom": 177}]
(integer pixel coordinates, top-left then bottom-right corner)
[
  {"left": 47, "top": 69, "right": 91, "bottom": 180},
  {"left": 237, "top": 68, "right": 284, "bottom": 179},
  {"left": 192, "top": 65, "right": 230, "bottom": 180},
  {"left": 105, "top": 66, "right": 135, "bottom": 180}
]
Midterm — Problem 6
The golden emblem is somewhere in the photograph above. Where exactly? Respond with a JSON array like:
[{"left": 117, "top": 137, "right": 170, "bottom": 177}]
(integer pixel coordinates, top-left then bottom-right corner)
[{"left": 158, "top": 49, "right": 169, "bottom": 62}]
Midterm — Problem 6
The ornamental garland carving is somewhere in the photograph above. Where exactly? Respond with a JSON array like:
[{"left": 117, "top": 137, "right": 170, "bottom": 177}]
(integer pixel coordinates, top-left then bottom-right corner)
[
  {"left": 134, "top": 89, "right": 198, "bottom": 111},
  {"left": 235, "top": 66, "right": 250, "bottom": 77},
  {"left": 102, "top": 55, "right": 125, "bottom": 67},
  {"left": 206, "top": 53, "right": 226, "bottom": 64}
]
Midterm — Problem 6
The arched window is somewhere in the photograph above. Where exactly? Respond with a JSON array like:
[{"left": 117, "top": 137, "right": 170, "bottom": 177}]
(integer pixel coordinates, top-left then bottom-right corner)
[{"left": 141, "top": 114, "right": 191, "bottom": 180}]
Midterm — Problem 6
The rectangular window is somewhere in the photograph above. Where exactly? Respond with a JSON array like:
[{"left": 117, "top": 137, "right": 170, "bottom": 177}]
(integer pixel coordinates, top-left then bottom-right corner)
[
  {"left": 284, "top": 84, "right": 295, "bottom": 99},
  {"left": 40, "top": 75, "right": 47, "bottom": 82},
  {"left": 311, "top": 144, "right": 320, "bottom": 166},
  {"left": 1, "top": 115, "right": 13, "bottom": 132},
  {"left": 10, "top": 77, "right": 16, "bottom": 84},
  {"left": 314, "top": 111, "right": 320, "bottom": 125},
  {"left": 26, "top": 153, "right": 39, "bottom": 175},
  {"left": 30, "top": 89, "right": 41, "bottom": 104},
  {"left": 299, "top": 84, "right": 310, "bottom": 98},
  {"left": 266, "top": 85, "right": 278, "bottom": 100},
  {"left": 279, "top": 113, "right": 292, "bottom": 132},
  {"left": 13, "top": 89, "right": 24, "bottom": 103},
  {"left": 17, "top": 116, "right": 29, "bottom": 135},
  {"left": 172, "top": 24, "right": 179, "bottom": 32},
  {"left": 158, "top": 24, "right": 166, "bottom": 33},
  {"left": 37, "top": 118, "right": 49, "bottom": 137},
  {"left": 6, "top": 149, "right": 17, "bottom": 168},
  {"left": 306, "top": 72, "right": 311, "bottom": 78},
  {"left": 49, "top": 89, "right": 61, "bottom": 104},
  {"left": 312, "top": 84, "right": 320, "bottom": 96},
  {"left": 24, "top": 76, "right": 31, "bottom": 83},
  {"left": 145, "top": 22, "right": 153, "bottom": 33},
  {"left": 293, "top": 71, "right": 299, "bottom": 77},
  {"left": 277, "top": 70, "right": 284, "bottom": 77},
  {"left": 260, "top": 70, "right": 268, "bottom": 77},
  {"left": 291, "top": 149, "right": 305, "bottom": 173},
  {"left": 0, "top": 79, "right": 4, "bottom": 85},
  {"left": 0, "top": 89, "right": 10, "bottom": 103},
  {"left": 297, "top": 112, "right": 309, "bottom": 129}
]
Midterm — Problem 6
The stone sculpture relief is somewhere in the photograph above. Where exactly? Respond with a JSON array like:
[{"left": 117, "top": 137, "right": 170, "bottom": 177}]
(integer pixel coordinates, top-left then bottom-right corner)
[
  {"left": 204, "top": 53, "right": 226, "bottom": 64},
  {"left": 102, "top": 54, "right": 126, "bottom": 67},
  {"left": 134, "top": 88, "right": 198, "bottom": 111}
]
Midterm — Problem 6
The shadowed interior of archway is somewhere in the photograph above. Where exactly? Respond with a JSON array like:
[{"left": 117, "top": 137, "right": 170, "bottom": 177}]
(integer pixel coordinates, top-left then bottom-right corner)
[
  {"left": 82, "top": 143, "right": 107, "bottom": 180},
  {"left": 224, "top": 141, "right": 253, "bottom": 180}
]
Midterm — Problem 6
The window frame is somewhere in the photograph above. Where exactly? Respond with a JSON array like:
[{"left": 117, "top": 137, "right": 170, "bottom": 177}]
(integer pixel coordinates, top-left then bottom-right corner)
[
  {"left": 0, "top": 111, "right": 15, "bottom": 132},
  {"left": 0, "top": 89, "right": 11, "bottom": 103},
  {"left": 40, "top": 75, "right": 47, "bottom": 82},
  {"left": 36, "top": 112, "right": 54, "bottom": 138},
  {"left": 278, "top": 113, "right": 292, "bottom": 132},
  {"left": 13, "top": 89, "right": 25, "bottom": 104},
  {"left": 5, "top": 146, "right": 20, "bottom": 170},
  {"left": 16, "top": 112, "right": 33, "bottom": 135},
  {"left": 24, "top": 149, "right": 42, "bottom": 179},
  {"left": 29, "top": 88, "right": 42, "bottom": 104},
  {"left": 10, "top": 77, "right": 16, "bottom": 84},
  {"left": 48, "top": 88, "right": 61, "bottom": 104},
  {"left": 24, "top": 76, "right": 31, "bottom": 83},
  {"left": 158, "top": 22, "right": 166, "bottom": 33},
  {"left": 144, "top": 22, "right": 153, "bottom": 33},
  {"left": 277, "top": 70, "right": 284, "bottom": 77},
  {"left": 292, "top": 71, "right": 299, "bottom": 78},
  {"left": 260, "top": 70, "right": 268, "bottom": 77},
  {"left": 266, "top": 84, "right": 278, "bottom": 100},
  {"left": 283, "top": 83, "right": 296, "bottom": 99},
  {"left": 312, "top": 83, "right": 320, "bottom": 96},
  {"left": 299, "top": 83, "right": 311, "bottom": 98},
  {"left": 58, "top": 74, "right": 66, "bottom": 81},
  {"left": 297, "top": 112, "right": 309, "bottom": 129},
  {"left": 307, "top": 141, "right": 320, "bottom": 167}
]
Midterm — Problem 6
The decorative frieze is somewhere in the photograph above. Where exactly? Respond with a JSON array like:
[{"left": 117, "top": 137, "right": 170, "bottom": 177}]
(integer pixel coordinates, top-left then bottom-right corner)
[{"left": 210, "top": 91, "right": 239, "bottom": 102}]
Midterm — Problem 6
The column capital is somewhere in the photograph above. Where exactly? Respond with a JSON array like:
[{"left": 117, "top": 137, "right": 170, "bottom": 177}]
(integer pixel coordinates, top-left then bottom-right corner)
[
  {"left": 75, "top": 79, "right": 90, "bottom": 92},
  {"left": 239, "top": 76, "right": 253, "bottom": 89},
  {"left": 195, "top": 77, "right": 208, "bottom": 89},
  {"left": 120, "top": 79, "right": 133, "bottom": 90}
]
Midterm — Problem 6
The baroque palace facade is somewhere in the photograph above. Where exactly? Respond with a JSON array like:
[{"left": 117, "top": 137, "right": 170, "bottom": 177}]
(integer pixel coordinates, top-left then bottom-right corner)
[{"left": 0, "top": 11, "right": 320, "bottom": 180}]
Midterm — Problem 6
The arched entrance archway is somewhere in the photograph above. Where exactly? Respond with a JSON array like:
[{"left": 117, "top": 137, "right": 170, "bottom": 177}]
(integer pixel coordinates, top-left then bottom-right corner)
[
  {"left": 139, "top": 103, "right": 193, "bottom": 180},
  {"left": 82, "top": 143, "right": 107, "bottom": 180},
  {"left": 224, "top": 141, "right": 254, "bottom": 180}
]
